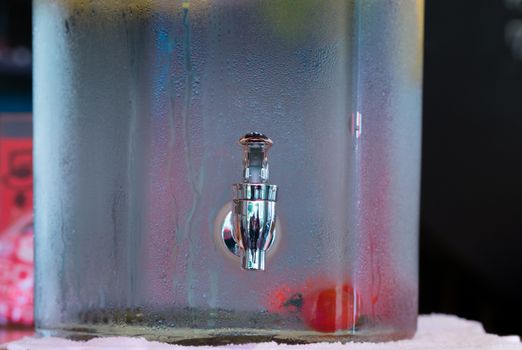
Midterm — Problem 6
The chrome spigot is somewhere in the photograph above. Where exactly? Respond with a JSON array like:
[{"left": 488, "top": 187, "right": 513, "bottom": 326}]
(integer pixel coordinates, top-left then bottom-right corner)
[{"left": 232, "top": 133, "right": 278, "bottom": 271}]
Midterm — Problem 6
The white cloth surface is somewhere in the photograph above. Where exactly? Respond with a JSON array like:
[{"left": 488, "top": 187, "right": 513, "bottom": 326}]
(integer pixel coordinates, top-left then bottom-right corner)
[{"left": 4, "top": 315, "right": 522, "bottom": 350}]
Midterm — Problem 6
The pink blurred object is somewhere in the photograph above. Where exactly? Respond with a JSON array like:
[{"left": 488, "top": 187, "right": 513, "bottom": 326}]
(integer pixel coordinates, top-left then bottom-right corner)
[
  {"left": 0, "top": 327, "right": 34, "bottom": 345},
  {"left": 0, "top": 114, "right": 33, "bottom": 326},
  {"left": 0, "top": 213, "right": 34, "bottom": 326}
]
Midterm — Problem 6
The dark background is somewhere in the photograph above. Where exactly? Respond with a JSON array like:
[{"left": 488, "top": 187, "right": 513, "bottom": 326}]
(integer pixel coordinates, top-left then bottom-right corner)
[
  {"left": 1, "top": 0, "right": 521, "bottom": 336},
  {"left": 421, "top": 0, "right": 522, "bottom": 336},
  {"left": 0, "top": 0, "right": 31, "bottom": 111}
]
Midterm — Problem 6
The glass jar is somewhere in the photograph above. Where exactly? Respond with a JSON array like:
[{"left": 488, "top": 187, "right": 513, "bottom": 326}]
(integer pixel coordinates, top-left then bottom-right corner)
[{"left": 34, "top": 0, "right": 423, "bottom": 344}]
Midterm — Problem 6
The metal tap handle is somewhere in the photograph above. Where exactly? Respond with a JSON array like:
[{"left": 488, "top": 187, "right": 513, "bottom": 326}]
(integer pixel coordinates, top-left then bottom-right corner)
[{"left": 240, "top": 132, "right": 273, "bottom": 184}]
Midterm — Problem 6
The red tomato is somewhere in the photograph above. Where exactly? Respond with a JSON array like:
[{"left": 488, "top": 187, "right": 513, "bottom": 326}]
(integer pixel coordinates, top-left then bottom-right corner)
[{"left": 302, "top": 283, "right": 361, "bottom": 333}]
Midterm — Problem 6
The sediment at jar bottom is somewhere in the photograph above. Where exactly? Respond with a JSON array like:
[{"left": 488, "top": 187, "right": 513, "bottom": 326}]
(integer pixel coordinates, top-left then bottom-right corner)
[{"left": 36, "top": 307, "right": 414, "bottom": 345}]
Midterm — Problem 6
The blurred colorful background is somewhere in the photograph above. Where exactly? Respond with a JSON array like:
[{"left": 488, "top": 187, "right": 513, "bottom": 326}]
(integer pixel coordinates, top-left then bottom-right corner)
[
  {"left": 0, "top": 0, "right": 521, "bottom": 340},
  {"left": 0, "top": 1, "right": 33, "bottom": 342}
]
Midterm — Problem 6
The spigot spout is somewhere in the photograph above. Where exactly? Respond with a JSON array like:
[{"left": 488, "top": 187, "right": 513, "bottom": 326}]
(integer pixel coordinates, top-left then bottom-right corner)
[
  {"left": 242, "top": 249, "right": 266, "bottom": 270},
  {"left": 232, "top": 133, "right": 278, "bottom": 271}
]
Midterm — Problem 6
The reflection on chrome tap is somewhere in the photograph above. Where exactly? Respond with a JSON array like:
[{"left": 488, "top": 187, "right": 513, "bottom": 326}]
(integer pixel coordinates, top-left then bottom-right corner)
[{"left": 220, "top": 133, "right": 278, "bottom": 271}]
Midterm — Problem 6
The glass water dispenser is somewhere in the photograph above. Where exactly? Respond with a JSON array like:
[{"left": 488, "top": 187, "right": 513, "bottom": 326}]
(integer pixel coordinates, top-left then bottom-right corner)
[{"left": 33, "top": 0, "right": 424, "bottom": 344}]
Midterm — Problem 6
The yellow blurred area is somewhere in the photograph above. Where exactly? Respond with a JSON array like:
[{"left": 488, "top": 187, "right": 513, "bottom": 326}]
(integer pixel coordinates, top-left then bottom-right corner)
[
  {"left": 259, "top": 0, "right": 320, "bottom": 42},
  {"left": 415, "top": 0, "right": 425, "bottom": 82},
  {"left": 46, "top": 0, "right": 154, "bottom": 15},
  {"left": 41, "top": 0, "right": 208, "bottom": 15}
]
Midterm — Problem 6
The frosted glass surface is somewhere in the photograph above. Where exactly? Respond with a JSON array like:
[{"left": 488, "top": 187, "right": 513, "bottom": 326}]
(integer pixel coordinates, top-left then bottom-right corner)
[{"left": 34, "top": 0, "right": 423, "bottom": 342}]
